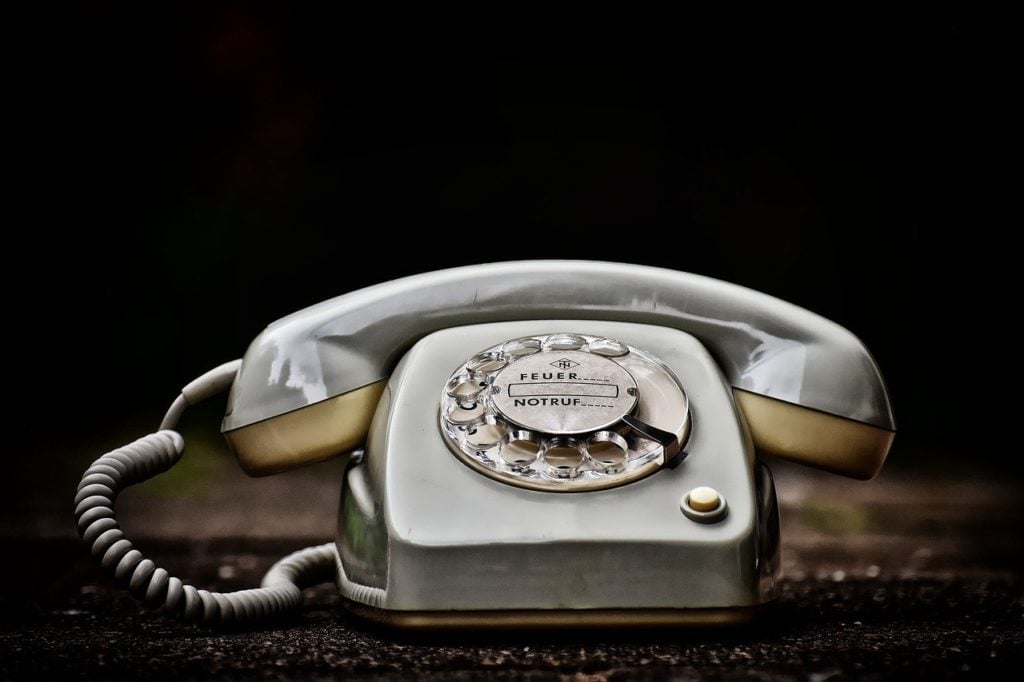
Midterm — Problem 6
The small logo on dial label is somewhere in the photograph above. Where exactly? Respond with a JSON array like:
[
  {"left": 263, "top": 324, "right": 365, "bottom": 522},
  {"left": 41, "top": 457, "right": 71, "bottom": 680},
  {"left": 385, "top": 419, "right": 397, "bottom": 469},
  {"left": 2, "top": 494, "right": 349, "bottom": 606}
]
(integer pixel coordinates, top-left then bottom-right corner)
[{"left": 549, "top": 358, "right": 580, "bottom": 370}]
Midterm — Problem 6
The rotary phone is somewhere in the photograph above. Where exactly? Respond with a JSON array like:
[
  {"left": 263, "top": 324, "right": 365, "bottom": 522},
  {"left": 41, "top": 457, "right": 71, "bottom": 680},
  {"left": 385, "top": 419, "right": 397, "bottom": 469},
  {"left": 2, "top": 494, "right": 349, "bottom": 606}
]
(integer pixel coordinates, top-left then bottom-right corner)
[{"left": 75, "top": 261, "right": 895, "bottom": 627}]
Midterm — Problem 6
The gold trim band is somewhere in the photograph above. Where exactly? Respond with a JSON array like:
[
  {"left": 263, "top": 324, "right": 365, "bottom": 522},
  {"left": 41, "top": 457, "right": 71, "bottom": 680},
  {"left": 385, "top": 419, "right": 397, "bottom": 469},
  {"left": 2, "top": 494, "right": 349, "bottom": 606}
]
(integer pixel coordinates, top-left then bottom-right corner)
[
  {"left": 733, "top": 389, "right": 894, "bottom": 480},
  {"left": 223, "top": 380, "right": 387, "bottom": 476}
]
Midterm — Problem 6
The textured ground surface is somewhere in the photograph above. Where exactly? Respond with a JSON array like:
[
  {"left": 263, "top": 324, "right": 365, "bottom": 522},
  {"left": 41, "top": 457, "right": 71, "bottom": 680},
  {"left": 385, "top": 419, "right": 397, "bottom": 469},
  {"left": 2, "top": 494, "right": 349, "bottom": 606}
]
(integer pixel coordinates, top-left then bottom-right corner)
[{"left": 2, "top": 449, "right": 1021, "bottom": 680}]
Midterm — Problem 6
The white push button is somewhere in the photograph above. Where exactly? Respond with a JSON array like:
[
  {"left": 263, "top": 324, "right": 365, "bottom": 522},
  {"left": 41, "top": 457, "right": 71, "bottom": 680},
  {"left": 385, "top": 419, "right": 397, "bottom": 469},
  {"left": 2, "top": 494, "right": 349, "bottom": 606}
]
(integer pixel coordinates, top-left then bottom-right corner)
[
  {"left": 680, "top": 486, "right": 728, "bottom": 523},
  {"left": 687, "top": 486, "right": 721, "bottom": 512}
]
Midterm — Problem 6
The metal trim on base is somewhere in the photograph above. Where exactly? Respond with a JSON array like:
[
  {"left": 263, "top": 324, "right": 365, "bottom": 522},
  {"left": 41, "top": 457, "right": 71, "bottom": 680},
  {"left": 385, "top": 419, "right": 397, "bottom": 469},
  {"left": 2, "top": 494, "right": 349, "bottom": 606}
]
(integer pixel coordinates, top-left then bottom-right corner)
[{"left": 342, "top": 599, "right": 765, "bottom": 629}]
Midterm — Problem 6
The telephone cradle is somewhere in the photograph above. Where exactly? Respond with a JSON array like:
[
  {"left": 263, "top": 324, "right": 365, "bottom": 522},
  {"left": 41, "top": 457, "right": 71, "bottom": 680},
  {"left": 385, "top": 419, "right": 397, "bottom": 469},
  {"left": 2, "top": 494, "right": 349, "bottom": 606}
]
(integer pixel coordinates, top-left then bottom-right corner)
[{"left": 74, "top": 261, "right": 894, "bottom": 628}]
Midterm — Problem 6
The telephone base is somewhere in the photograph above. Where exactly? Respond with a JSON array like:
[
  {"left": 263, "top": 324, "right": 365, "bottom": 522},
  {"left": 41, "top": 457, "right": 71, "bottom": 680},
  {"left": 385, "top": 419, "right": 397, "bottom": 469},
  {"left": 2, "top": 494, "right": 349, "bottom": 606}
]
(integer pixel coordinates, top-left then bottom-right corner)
[{"left": 343, "top": 599, "right": 766, "bottom": 630}]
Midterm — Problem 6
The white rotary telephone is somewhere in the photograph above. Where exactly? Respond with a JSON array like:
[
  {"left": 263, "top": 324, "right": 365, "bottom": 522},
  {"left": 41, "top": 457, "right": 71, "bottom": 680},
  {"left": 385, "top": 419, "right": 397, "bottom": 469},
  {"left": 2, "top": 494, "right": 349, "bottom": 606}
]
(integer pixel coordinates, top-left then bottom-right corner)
[{"left": 75, "top": 261, "right": 895, "bottom": 627}]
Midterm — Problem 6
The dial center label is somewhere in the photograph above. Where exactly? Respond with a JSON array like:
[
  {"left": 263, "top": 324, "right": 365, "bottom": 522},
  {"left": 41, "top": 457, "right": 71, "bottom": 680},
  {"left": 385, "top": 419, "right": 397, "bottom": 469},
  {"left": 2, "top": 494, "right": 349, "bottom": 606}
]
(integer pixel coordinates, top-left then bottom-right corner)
[{"left": 491, "top": 350, "right": 638, "bottom": 434}]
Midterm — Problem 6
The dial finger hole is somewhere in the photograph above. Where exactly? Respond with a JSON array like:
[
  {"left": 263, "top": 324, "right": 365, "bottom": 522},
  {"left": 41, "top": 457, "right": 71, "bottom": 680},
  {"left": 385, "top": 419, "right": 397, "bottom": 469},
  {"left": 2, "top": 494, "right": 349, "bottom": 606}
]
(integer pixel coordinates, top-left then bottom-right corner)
[
  {"left": 544, "top": 438, "right": 585, "bottom": 478},
  {"left": 586, "top": 431, "right": 629, "bottom": 473},
  {"left": 446, "top": 402, "right": 485, "bottom": 425},
  {"left": 544, "top": 334, "right": 587, "bottom": 351},
  {"left": 501, "top": 430, "right": 543, "bottom": 471},
  {"left": 466, "top": 352, "right": 508, "bottom": 374},
  {"left": 465, "top": 420, "right": 508, "bottom": 449},
  {"left": 447, "top": 376, "right": 487, "bottom": 401},
  {"left": 502, "top": 338, "right": 542, "bottom": 358},
  {"left": 587, "top": 338, "right": 630, "bottom": 357}
]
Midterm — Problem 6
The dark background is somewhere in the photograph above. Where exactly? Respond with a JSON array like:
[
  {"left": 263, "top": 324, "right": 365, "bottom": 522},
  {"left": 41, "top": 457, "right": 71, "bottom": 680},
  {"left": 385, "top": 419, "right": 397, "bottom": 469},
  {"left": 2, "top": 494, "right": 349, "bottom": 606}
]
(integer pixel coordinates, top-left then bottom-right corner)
[
  {"left": 11, "top": 9, "right": 1011, "bottom": 473},
  {"left": 4, "top": 10, "right": 1022, "bottom": 679}
]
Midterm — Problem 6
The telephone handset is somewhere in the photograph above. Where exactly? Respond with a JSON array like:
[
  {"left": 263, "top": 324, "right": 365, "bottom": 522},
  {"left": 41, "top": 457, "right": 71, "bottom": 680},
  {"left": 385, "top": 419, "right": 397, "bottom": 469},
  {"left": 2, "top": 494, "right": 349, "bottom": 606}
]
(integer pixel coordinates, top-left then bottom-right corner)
[{"left": 76, "top": 261, "right": 894, "bottom": 627}]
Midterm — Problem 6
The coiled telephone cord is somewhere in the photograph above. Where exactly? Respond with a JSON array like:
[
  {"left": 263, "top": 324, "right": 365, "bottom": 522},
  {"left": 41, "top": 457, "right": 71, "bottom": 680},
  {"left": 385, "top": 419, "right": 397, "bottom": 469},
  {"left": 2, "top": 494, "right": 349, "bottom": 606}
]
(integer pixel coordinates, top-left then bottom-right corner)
[{"left": 74, "top": 361, "right": 337, "bottom": 624}]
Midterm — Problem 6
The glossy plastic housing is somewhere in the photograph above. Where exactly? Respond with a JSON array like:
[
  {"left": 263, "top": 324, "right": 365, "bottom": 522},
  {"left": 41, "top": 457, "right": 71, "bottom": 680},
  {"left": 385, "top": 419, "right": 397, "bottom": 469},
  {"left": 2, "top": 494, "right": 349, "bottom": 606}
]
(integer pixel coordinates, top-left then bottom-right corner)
[{"left": 335, "top": 321, "right": 781, "bottom": 619}]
